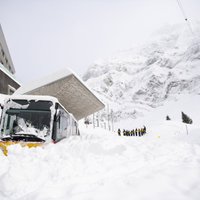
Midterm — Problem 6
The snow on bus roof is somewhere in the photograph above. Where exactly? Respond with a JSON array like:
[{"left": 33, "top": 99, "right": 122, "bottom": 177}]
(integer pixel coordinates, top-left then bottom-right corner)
[
  {"left": 0, "top": 94, "right": 9, "bottom": 106},
  {"left": 15, "top": 68, "right": 105, "bottom": 120},
  {"left": 6, "top": 95, "right": 59, "bottom": 103}
]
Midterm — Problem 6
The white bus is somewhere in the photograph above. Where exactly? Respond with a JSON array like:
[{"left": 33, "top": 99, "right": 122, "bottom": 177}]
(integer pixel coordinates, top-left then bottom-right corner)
[{"left": 0, "top": 95, "right": 79, "bottom": 144}]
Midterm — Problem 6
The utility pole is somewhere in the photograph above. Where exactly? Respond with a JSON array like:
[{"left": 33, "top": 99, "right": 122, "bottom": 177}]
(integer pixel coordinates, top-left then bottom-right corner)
[
  {"left": 93, "top": 113, "right": 95, "bottom": 129},
  {"left": 107, "top": 103, "right": 110, "bottom": 131},
  {"left": 185, "top": 124, "right": 189, "bottom": 135},
  {"left": 111, "top": 109, "right": 114, "bottom": 132},
  {"left": 96, "top": 112, "right": 99, "bottom": 127}
]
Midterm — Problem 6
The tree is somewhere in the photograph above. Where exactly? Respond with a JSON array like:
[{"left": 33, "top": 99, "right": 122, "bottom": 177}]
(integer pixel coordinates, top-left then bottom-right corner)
[
  {"left": 166, "top": 115, "right": 171, "bottom": 120},
  {"left": 181, "top": 112, "right": 193, "bottom": 124}
]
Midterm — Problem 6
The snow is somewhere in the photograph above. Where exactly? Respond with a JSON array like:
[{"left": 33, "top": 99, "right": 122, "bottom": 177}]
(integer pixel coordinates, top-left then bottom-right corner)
[
  {"left": 15, "top": 68, "right": 72, "bottom": 95},
  {"left": 116, "top": 94, "right": 200, "bottom": 130},
  {"left": 1, "top": 23, "right": 200, "bottom": 200},
  {"left": 0, "top": 95, "right": 57, "bottom": 141},
  {"left": 83, "top": 23, "right": 200, "bottom": 121},
  {"left": 0, "top": 94, "right": 9, "bottom": 105},
  {"left": 14, "top": 68, "right": 105, "bottom": 121},
  {"left": 14, "top": 68, "right": 102, "bottom": 103},
  {"left": 0, "top": 99, "right": 200, "bottom": 200}
]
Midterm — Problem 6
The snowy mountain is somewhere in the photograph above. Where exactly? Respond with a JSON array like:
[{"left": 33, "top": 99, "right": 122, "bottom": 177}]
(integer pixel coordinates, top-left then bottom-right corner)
[
  {"left": 1, "top": 23, "right": 200, "bottom": 200},
  {"left": 2, "top": 20, "right": 200, "bottom": 200},
  {"left": 83, "top": 23, "right": 200, "bottom": 121}
]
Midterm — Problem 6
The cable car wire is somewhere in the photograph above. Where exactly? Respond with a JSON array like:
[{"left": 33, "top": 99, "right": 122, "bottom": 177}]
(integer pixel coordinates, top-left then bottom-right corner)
[{"left": 176, "top": 0, "right": 194, "bottom": 36}]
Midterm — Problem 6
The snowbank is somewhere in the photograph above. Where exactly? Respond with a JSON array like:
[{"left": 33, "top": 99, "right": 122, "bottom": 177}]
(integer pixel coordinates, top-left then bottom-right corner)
[{"left": 0, "top": 123, "right": 200, "bottom": 200}]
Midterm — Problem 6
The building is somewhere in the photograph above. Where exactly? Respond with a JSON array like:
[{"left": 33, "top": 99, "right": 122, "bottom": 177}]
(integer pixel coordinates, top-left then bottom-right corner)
[
  {"left": 15, "top": 68, "right": 105, "bottom": 120},
  {"left": 0, "top": 24, "right": 20, "bottom": 94}
]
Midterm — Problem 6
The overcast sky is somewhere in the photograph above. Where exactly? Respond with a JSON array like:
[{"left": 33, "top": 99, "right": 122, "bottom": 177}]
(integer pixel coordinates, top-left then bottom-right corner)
[{"left": 0, "top": 0, "right": 200, "bottom": 84}]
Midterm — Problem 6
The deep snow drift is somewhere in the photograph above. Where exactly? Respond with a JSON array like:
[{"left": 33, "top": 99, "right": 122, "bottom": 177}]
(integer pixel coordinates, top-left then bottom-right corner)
[
  {"left": 0, "top": 125, "right": 200, "bottom": 200},
  {"left": 0, "top": 94, "right": 200, "bottom": 200}
]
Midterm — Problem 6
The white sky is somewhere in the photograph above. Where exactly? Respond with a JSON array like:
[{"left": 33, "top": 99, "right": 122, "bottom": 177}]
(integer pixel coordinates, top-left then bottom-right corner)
[{"left": 0, "top": 0, "right": 200, "bottom": 84}]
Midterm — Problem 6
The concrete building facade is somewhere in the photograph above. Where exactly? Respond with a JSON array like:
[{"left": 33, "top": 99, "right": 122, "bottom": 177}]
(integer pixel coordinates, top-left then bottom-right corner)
[{"left": 0, "top": 24, "right": 20, "bottom": 94}]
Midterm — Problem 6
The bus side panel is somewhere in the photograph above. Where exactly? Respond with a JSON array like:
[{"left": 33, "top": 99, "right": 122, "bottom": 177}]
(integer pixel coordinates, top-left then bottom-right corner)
[{"left": 53, "top": 105, "right": 79, "bottom": 142}]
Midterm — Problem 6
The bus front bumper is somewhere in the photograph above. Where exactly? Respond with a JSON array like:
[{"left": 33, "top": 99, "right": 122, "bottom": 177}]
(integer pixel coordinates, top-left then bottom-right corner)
[{"left": 0, "top": 141, "right": 43, "bottom": 156}]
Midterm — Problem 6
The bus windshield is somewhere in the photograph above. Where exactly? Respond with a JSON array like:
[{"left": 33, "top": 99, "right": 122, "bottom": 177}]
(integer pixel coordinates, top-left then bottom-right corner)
[{"left": 1, "top": 100, "right": 53, "bottom": 141}]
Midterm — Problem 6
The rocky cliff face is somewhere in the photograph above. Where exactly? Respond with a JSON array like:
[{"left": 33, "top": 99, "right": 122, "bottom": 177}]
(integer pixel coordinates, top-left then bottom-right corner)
[{"left": 83, "top": 23, "right": 200, "bottom": 121}]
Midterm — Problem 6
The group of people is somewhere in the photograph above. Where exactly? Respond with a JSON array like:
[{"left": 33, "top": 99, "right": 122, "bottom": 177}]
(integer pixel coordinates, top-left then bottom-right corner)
[{"left": 117, "top": 126, "right": 146, "bottom": 137}]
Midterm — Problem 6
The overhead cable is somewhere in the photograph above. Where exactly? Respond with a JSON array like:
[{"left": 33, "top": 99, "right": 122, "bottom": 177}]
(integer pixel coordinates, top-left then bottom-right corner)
[{"left": 176, "top": 0, "right": 194, "bottom": 35}]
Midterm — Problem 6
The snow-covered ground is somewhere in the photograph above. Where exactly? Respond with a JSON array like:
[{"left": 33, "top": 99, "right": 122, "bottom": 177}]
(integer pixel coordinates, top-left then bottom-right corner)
[
  {"left": 1, "top": 21, "right": 200, "bottom": 198},
  {"left": 0, "top": 94, "right": 200, "bottom": 200}
]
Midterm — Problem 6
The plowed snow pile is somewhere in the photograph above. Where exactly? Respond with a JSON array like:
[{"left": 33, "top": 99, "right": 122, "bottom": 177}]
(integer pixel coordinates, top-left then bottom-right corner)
[{"left": 0, "top": 122, "right": 200, "bottom": 200}]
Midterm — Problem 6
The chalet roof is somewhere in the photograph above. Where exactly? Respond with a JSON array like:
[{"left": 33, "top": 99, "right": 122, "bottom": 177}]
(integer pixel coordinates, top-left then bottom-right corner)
[{"left": 15, "top": 68, "right": 105, "bottom": 120}]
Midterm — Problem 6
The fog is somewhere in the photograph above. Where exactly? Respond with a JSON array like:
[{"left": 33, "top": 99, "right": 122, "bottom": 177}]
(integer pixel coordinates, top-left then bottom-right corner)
[{"left": 0, "top": 0, "right": 199, "bottom": 84}]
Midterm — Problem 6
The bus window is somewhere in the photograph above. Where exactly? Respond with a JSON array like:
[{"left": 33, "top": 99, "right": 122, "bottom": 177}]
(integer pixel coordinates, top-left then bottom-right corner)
[{"left": 53, "top": 105, "right": 79, "bottom": 142}]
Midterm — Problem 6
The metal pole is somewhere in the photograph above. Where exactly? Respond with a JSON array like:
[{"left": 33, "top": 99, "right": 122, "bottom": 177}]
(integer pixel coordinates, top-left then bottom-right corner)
[
  {"left": 107, "top": 104, "right": 110, "bottom": 131},
  {"left": 185, "top": 124, "right": 189, "bottom": 135},
  {"left": 111, "top": 109, "right": 114, "bottom": 131},
  {"left": 93, "top": 113, "right": 95, "bottom": 129},
  {"left": 96, "top": 112, "right": 99, "bottom": 127}
]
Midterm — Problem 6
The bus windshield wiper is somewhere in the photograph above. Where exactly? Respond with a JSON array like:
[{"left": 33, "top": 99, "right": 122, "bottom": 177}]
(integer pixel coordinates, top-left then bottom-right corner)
[{"left": 1, "top": 134, "right": 45, "bottom": 142}]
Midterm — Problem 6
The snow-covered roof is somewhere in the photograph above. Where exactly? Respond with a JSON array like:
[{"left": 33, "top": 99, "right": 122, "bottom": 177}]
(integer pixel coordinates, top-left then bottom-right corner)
[
  {"left": 0, "top": 94, "right": 9, "bottom": 106},
  {"left": 6, "top": 95, "right": 59, "bottom": 103},
  {"left": 15, "top": 68, "right": 105, "bottom": 120}
]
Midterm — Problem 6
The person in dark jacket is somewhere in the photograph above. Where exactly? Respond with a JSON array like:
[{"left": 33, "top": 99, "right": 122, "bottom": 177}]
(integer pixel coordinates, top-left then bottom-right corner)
[
  {"left": 143, "top": 126, "right": 146, "bottom": 134},
  {"left": 125, "top": 130, "right": 129, "bottom": 136},
  {"left": 141, "top": 128, "right": 144, "bottom": 136},
  {"left": 130, "top": 130, "right": 133, "bottom": 136},
  {"left": 138, "top": 128, "right": 141, "bottom": 136},
  {"left": 123, "top": 129, "right": 126, "bottom": 136},
  {"left": 118, "top": 128, "right": 121, "bottom": 136}
]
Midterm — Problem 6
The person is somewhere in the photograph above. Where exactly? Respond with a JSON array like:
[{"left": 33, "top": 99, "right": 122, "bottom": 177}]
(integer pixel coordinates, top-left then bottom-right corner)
[
  {"left": 130, "top": 130, "right": 133, "bottom": 136},
  {"left": 123, "top": 129, "right": 126, "bottom": 136},
  {"left": 135, "top": 128, "right": 137, "bottom": 136},
  {"left": 126, "top": 130, "right": 130, "bottom": 136},
  {"left": 118, "top": 128, "right": 121, "bottom": 136},
  {"left": 138, "top": 129, "right": 140, "bottom": 136},
  {"left": 141, "top": 128, "right": 144, "bottom": 136},
  {"left": 143, "top": 126, "right": 146, "bottom": 134}
]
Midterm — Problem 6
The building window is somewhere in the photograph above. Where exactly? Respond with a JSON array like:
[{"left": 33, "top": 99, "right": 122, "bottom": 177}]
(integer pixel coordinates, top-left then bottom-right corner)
[
  {"left": 8, "top": 85, "right": 16, "bottom": 95},
  {"left": 1, "top": 49, "right": 4, "bottom": 57}
]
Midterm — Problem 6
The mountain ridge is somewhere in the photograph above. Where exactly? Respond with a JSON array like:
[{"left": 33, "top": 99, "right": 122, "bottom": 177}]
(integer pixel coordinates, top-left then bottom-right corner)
[{"left": 83, "top": 23, "right": 200, "bottom": 121}]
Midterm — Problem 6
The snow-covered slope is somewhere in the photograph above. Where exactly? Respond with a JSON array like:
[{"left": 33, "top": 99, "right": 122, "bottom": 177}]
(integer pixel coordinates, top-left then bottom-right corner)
[
  {"left": 0, "top": 121, "right": 200, "bottom": 200},
  {"left": 1, "top": 23, "right": 200, "bottom": 200},
  {"left": 1, "top": 66, "right": 200, "bottom": 200},
  {"left": 83, "top": 23, "right": 200, "bottom": 121}
]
